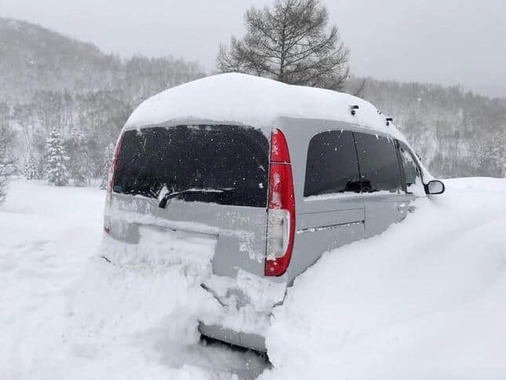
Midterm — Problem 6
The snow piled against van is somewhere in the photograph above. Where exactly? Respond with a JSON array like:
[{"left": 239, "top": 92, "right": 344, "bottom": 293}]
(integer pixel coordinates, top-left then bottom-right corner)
[
  {"left": 1, "top": 177, "right": 506, "bottom": 379},
  {"left": 261, "top": 177, "right": 506, "bottom": 380}
]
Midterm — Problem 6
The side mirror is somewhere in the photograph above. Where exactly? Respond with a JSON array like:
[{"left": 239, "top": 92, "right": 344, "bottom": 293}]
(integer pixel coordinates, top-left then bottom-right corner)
[{"left": 425, "top": 180, "right": 445, "bottom": 195}]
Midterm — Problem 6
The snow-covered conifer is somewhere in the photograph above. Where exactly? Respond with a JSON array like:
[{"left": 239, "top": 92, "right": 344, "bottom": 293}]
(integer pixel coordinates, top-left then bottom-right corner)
[
  {"left": 46, "top": 128, "right": 69, "bottom": 186},
  {"left": 0, "top": 151, "right": 14, "bottom": 203},
  {"left": 23, "top": 154, "right": 44, "bottom": 180}
]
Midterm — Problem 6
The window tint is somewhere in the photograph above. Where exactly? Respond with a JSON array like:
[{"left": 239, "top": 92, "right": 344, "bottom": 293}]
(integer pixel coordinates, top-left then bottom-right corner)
[
  {"left": 354, "top": 133, "right": 402, "bottom": 193},
  {"left": 399, "top": 144, "right": 425, "bottom": 195},
  {"left": 113, "top": 125, "right": 269, "bottom": 207},
  {"left": 304, "top": 130, "right": 361, "bottom": 197}
]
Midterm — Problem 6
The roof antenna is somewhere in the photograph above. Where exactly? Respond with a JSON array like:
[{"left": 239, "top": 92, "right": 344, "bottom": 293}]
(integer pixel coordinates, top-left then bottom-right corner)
[
  {"left": 350, "top": 105, "right": 359, "bottom": 116},
  {"left": 386, "top": 117, "right": 393, "bottom": 126}
]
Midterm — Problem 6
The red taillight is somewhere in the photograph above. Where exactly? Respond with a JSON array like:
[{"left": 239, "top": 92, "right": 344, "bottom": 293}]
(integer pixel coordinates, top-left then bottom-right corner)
[
  {"left": 265, "top": 129, "right": 295, "bottom": 277},
  {"left": 270, "top": 127, "right": 291, "bottom": 164},
  {"left": 107, "top": 134, "right": 124, "bottom": 197},
  {"left": 104, "top": 133, "right": 123, "bottom": 235}
]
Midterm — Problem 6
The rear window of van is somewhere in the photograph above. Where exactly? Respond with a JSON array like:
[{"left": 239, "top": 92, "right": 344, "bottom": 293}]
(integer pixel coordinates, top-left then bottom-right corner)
[{"left": 113, "top": 125, "right": 269, "bottom": 207}]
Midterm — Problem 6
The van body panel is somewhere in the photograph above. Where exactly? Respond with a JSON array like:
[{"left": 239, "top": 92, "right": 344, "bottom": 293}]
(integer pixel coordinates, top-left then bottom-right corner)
[
  {"left": 297, "top": 208, "right": 365, "bottom": 230},
  {"left": 287, "top": 221, "right": 365, "bottom": 281},
  {"left": 363, "top": 193, "right": 415, "bottom": 237},
  {"left": 107, "top": 194, "right": 268, "bottom": 278},
  {"left": 198, "top": 322, "right": 266, "bottom": 352}
]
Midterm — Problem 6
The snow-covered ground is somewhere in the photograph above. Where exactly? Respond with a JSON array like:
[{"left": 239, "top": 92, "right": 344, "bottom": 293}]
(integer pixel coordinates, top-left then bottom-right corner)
[
  {"left": 0, "top": 180, "right": 267, "bottom": 380},
  {"left": 1, "top": 178, "right": 505, "bottom": 379}
]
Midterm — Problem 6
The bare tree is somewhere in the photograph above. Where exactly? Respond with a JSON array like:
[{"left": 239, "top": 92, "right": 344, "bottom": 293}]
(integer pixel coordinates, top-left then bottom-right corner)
[{"left": 217, "top": 0, "right": 349, "bottom": 91}]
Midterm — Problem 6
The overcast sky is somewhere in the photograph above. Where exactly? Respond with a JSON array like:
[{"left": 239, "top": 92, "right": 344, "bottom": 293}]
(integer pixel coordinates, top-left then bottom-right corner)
[{"left": 1, "top": 0, "right": 505, "bottom": 97}]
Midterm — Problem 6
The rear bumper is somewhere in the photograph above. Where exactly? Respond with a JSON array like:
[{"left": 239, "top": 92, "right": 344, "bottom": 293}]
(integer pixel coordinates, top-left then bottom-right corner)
[
  {"left": 198, "top": 269, "right": 287, "bottom": 351},
  {"left": 198, "top": 321, "right": 266, "bottom": 352}
]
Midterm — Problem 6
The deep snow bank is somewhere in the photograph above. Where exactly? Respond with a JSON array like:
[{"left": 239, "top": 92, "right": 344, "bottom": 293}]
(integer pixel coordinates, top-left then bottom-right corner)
[
  {"left": 261, "top": 178, "right": 506, "bottom": 380},
  {"left": 0, "top": 180, "right": 266, "bottom": 380}
]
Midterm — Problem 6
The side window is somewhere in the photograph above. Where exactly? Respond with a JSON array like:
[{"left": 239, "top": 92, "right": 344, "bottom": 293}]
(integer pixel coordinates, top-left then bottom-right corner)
[
  {"left": 399, "top": 144, "right": 425, "bottom": 196},
  {"left": 304, "top": 130, "right": 360, "bottom": 197},
  {"left": 354, "top": 133, "right": 403, "bottom": 193}
]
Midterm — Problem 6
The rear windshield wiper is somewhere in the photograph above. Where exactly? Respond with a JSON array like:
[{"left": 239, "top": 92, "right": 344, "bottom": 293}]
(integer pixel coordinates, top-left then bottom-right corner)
[{"left": 158, "top": 188, "right": 235, "bottom": 208}]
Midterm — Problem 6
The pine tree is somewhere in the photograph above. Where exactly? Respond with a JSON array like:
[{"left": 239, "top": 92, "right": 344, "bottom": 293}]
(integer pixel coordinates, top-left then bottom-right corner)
[
  {"left": 100, "top": 142, "right": 115, "bottom": 189},
  {"left": 24, "top": 154, "right": 44, "bottom": 180},
  {"left": 46, "top": 128, "right": 69, "bottom": 186}
]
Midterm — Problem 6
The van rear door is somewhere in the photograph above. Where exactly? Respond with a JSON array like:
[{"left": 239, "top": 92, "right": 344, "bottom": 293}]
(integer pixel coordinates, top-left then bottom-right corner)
[{"left": 108, "top": 124, "right": 269, "bottom": 278}]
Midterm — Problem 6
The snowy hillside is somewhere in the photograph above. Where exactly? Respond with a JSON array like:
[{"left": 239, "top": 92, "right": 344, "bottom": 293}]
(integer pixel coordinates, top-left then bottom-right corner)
[
  {"left": 0, "top": 17, "right": 205, "bottom": 104},
  {"left": 1, "top": 178, "right": 506, "bottom": 379}
]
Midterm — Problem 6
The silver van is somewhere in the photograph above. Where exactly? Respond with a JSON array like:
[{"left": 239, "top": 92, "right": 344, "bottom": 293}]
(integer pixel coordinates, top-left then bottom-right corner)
[{"left": 103, "top": 73, "right": 444, "bottom": 351}]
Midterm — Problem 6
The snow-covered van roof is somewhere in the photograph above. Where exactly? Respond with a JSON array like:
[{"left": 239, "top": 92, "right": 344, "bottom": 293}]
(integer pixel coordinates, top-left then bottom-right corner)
[{"left": 124, "top": 72, "right": 402, "bottom": 139}]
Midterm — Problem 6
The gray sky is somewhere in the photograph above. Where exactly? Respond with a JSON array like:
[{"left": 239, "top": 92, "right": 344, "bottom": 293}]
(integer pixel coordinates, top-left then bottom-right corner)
[{"left": 1, "top": 0, "right": 505, "bottom": 97}]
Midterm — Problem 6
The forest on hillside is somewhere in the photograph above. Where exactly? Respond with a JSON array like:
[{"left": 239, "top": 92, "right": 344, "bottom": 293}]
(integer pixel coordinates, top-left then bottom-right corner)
[
  {"left": 0, "top": 18, "right": 205, "bottom": 187},
  {"left": 360, "top": 78, "right": 506, "bottom": 178},
  {"left": 0, "top": 17, "right": 504, "bottom": 190}
]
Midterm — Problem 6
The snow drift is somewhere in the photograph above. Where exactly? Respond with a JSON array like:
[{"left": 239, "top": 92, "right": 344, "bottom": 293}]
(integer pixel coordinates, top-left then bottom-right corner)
[
  {"left": 260, "top": 178, "right": 506, "bottom": 380},
  {"left": 1, "top": 177, "right": 506, "bottom": 379}
]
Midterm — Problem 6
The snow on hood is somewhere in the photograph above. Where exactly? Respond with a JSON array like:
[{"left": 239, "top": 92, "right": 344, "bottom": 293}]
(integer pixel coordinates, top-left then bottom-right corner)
[{"left": 124, "top": 73, "right": 403, "bottom": 139}]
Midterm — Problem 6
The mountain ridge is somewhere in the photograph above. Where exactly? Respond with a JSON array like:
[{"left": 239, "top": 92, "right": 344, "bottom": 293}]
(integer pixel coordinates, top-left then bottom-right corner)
[{"left": 0, "top": 16, "right": 204, "bottom": 104}]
